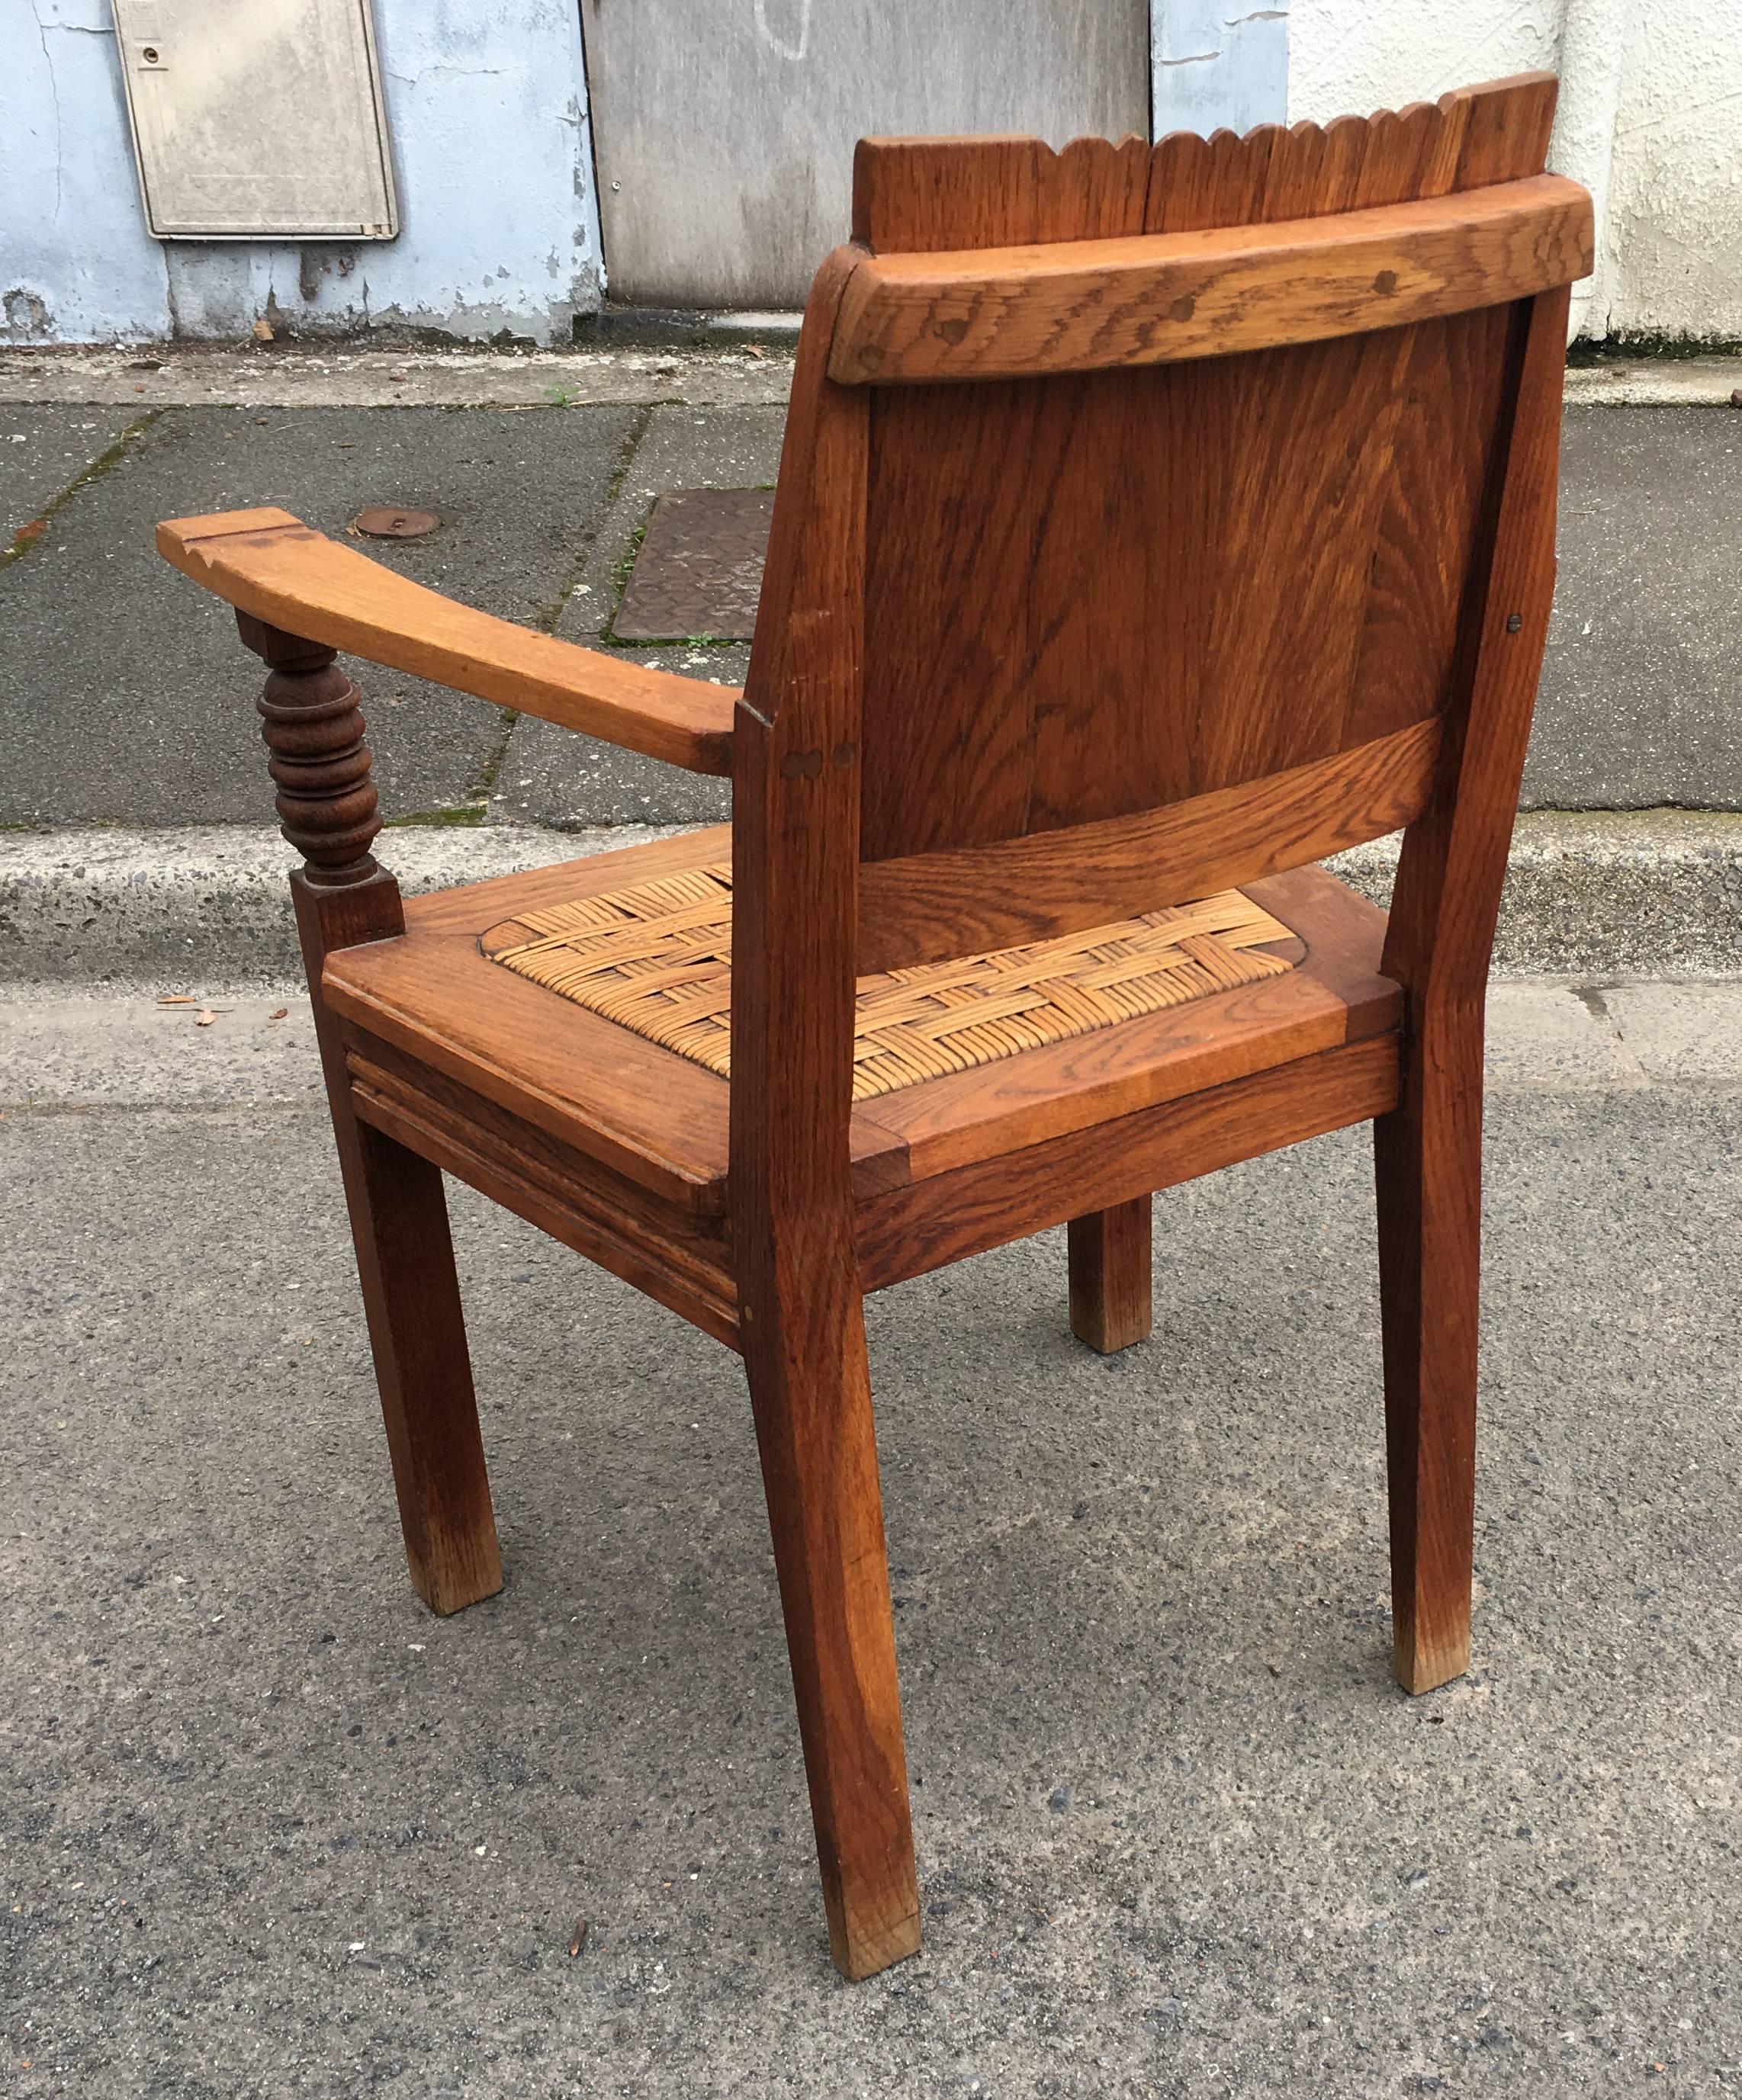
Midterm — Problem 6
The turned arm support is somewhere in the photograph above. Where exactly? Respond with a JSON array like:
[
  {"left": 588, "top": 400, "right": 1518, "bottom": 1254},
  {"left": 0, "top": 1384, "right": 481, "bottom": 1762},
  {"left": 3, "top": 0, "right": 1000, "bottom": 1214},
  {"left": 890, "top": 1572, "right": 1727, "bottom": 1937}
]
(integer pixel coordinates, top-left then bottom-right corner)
[{"left": 156, "top": 506, "right": 736, "bottom": 775}]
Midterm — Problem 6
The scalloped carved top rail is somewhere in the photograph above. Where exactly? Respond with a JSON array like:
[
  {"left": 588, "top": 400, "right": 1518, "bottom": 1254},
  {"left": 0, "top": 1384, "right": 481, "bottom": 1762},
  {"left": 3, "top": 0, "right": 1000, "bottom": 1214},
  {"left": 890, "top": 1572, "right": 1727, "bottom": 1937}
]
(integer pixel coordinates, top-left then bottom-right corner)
[
  {"left": 851, "top": 72, "right": 1562, "bottom": 252},
  {"left": 834, "top": 75, "right": 1590, "bottom": 386}
]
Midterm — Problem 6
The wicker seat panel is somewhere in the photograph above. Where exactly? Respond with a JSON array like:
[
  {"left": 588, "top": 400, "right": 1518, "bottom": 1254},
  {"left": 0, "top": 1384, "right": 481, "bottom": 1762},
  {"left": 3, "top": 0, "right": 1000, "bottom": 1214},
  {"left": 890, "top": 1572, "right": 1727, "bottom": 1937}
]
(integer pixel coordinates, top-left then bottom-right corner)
[{"left": 484, "top": 863, "right": 1297, "bottom": 1103}]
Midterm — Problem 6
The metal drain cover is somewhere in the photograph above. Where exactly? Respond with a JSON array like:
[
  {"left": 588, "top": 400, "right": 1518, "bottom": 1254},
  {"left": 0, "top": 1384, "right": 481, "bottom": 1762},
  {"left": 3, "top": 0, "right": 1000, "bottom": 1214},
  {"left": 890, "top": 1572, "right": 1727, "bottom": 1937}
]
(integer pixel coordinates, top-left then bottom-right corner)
[
  {"left": 613, "top": 487, "right": 773, "bottom": 642},
  {"left": 354, "top": 506, "right": 440, "bottom": 538}
]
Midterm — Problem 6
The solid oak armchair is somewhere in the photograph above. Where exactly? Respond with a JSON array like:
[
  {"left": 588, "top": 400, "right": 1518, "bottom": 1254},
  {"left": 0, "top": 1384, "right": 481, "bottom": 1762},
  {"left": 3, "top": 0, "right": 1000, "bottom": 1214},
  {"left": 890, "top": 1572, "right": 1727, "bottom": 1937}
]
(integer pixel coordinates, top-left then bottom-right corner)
[{"left": 157, "top": 72, "right": 1591, "bottom": 1982}]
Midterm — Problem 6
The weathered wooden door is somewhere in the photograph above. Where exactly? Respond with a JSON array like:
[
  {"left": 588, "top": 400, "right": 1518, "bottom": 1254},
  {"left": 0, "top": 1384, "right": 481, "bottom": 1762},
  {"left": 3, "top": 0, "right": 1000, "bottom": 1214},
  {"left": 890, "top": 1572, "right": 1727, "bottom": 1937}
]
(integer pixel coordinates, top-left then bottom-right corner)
[{"left": 580, "top": 0, "right": 1150, "bottom": 307}]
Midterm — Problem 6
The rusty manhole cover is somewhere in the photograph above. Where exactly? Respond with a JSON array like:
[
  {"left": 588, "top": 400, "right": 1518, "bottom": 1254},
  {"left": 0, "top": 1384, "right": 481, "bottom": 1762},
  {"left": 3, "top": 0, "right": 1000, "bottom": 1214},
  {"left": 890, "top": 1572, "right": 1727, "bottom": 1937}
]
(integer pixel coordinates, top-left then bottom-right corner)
[
  {"left": 613, "top": 487, "right": 773, "bottom": 642},
  {"left": 354, "top": 506, "right": 441, "bottom": 538}
]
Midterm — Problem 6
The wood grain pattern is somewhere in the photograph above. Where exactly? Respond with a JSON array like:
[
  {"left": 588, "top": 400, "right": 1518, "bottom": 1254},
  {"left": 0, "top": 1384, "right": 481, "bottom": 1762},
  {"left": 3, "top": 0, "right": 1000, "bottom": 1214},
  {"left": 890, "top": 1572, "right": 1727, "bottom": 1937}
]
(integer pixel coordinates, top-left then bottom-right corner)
[
  {"left": 731, "top": 252, "right": 921, "bottom": 1981},
  {"left": 829, "top": 177, "right": 1591, "bottom": 386},
  {"left": 159, "top": 510, "right": 736, "bottom": 774},
  {"left": 1375, "top": 284, "right": 1570, "bottom": 1696},
  {"left": 323, "top": 906, "right": 733, "bottom": 1213},
  {"left": 292, "top": 873, "right": 501, "bottom": 1618},
  {"left": 228, "top": 613, "right": 503, "bottom": 1617},
  {"left": 326, "top": 845, "right": 1396, "bottom": 1210},
  {"left": 851, "top": 74, "right": 1559, "bottom": 253},
  {"left": 867, "top": 865, "right": 1396, "bottom": 1184},
  {"left": 856, "top": 1035, "right": 1400, "bottom": 1292},
  {"left": 1069, "top": 1199, "right": 1153, "bottom": 1353},
  {"left": 857, "top": 718, "right": 1441, "bottom": 971},
  {"left": 851, "top": 73, "right": 1570, "bottom": 872},
  {"left": 157, "top": 72, "right": 1577, "bottom": 1979},
  {"left": 346, "top": 1040, "right": 741, "bottom": 1350}
]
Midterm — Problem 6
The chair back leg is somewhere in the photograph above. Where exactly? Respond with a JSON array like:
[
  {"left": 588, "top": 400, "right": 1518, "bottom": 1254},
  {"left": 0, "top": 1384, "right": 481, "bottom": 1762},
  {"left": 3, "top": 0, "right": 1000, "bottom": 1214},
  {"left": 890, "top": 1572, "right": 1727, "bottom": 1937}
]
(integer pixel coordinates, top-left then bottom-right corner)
[
  {"left": 741, "top": 1264, "right": 921, "bottom": 1980},
  {"left": 1069, "top": 1199, "right": 1155, "bottom": 1355},
  {"left": 1374, "top": 1007, "right": 1483, "bottom": 1693}
]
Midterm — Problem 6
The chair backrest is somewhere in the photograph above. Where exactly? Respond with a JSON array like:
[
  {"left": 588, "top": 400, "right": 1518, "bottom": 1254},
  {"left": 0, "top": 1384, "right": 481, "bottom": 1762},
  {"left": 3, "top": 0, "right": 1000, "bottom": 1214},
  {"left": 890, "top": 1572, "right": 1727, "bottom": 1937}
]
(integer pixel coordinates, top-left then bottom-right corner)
[{"left": 728, "top": 75, "right": 1591, "bottom": 1208}]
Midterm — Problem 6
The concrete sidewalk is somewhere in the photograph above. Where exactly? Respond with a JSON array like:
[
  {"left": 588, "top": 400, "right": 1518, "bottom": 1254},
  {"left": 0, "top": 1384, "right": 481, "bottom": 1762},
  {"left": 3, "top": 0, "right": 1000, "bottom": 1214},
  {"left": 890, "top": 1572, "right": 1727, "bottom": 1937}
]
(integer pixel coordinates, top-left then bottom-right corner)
[
  {"left": 3, "top": 346, "right": 1741, "bottom": 980},
  {"left": 2, "top": 991, "right": 1740, "bottom": 2095}
]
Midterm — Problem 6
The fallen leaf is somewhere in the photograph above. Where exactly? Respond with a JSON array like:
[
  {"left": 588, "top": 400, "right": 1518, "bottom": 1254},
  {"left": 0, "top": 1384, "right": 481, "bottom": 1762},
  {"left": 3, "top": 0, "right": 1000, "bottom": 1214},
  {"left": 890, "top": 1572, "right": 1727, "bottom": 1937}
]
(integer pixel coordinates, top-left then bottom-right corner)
[
  {"left": 567, "top": 1916, "right": 588, "bottom": 1958},
  {"left": 13, "top": 518, "right": 47, "bottom": 547},
  {"left": 268, "top": 1008, "right": 288, "bottom": 1021},
  {"left": 157, "top": 994, "right": 197, "bottom": 1005},
  {"left": 252, "top": 318, "right": 275, "bottom": 342},
  {"left": 744, "top": 343, "right": 766, "bottom": 359},
  {"left": 195, "top": 1010, "right": 217, "bottom": 1027}
]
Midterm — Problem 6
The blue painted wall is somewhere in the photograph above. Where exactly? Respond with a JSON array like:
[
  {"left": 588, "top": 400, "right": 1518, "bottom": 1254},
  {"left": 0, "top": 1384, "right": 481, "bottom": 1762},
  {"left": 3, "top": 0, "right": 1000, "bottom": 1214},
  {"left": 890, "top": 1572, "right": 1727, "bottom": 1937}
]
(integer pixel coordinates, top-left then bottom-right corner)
[
  {"left": 1, "top": 0, "right": 603, "bottom": 344},
  {"left": 1152, "top": 0, "right": 1289, "bottom": 136}
]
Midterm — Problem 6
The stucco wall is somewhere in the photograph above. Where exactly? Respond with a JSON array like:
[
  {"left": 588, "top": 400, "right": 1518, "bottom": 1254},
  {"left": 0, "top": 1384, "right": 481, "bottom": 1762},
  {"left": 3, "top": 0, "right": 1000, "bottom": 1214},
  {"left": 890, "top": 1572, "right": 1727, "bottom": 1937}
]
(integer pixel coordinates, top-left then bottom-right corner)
[
  {"left": 1289, "top": 0, "right": 1742, "bottom": 342},
  {"left": 4, "top": 2, "right": 1737, "bottom": 342},
  {"left": 1, "top": 0, "right": 603, "bottom": 345}
]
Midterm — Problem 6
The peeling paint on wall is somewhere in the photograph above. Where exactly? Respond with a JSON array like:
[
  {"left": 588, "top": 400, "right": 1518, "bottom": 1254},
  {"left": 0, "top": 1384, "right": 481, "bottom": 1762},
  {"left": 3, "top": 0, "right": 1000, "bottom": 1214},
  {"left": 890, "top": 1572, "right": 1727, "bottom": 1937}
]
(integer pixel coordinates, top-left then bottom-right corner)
[
  {"left": 1152, "top": 0, "right": 1289, "bottom": 135},
  {"left": 0, "top": 0, "right": 604, "bottom": 343}
]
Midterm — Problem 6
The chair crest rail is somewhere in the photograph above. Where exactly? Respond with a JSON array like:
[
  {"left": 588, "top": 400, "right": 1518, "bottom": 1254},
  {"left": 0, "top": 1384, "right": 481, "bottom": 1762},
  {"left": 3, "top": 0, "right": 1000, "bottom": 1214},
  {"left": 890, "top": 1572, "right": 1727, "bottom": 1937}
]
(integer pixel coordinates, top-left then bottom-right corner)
[{"left": 828, "top": 175, "right": 1593, "bottom": 385}]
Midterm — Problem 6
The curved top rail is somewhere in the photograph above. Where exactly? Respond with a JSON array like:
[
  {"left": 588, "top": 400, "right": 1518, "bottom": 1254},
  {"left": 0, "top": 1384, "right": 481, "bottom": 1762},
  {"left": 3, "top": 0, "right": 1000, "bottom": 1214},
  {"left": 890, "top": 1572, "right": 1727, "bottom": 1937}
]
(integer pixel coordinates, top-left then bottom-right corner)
[{"left": 828, "top": 174, "right": 1593, "bottom": 387}]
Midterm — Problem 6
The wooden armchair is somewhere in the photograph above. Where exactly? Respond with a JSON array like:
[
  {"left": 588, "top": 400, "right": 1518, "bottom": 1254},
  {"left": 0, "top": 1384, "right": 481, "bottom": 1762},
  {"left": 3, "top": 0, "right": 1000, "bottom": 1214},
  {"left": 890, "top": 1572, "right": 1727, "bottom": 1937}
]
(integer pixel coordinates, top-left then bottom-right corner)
[{"left": 157, "top": 72, "right": 1591, "bottom": 1981}]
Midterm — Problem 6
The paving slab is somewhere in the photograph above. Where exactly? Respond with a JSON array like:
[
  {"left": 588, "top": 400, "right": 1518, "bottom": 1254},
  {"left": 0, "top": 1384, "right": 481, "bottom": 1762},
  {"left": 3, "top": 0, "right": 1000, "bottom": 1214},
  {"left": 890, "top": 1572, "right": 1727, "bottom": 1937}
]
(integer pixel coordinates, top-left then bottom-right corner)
[
  {"left": 0, "top": 406, "right": 143, "bottom": 543},
  {"left": 1596, "top": 982, "right": 1742, "bottom": 1086},
  {"left": 2, "top": 382, "right": 1740, "bottom": 839},
  {"left": 1528, "top": 406, "right": 1742, "bottom": 810},
  {"left": 491, "top": 644, "right": 745, "bottom": 830},
  {"left": 554, "top": 406, "right": 787, "bottom": 644},
  {"left": 0, "top": 406, "right": 641, "bottom": 826},
  {"left": 492, "top": 403, "right": 779, "bottom": 827},
  {"left": 2, "top": 1020, "right": 1739, "bottom": 2095}
]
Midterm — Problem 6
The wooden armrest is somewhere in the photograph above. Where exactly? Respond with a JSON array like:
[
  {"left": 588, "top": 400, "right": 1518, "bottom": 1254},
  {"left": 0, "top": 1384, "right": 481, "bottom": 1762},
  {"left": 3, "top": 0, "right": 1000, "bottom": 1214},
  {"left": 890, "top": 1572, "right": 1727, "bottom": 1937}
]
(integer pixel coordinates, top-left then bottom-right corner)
[{"left": 156, "top": 507, "right": 736, "bottom": 775}]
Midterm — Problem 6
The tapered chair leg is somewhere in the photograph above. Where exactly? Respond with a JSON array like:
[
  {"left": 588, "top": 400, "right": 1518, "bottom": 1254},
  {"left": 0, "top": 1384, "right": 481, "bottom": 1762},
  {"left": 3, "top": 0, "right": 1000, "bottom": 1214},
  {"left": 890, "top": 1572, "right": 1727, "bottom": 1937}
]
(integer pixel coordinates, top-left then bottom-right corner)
[
  {"left": 335, "top": 1111, "right": 504, "bottom": 1615},
  {"left": 296, "top": 877, "right": 504, "bottom": 1620},
  {"left": 244, "top": 612, "right": 502, "bottom": 1619},
  {"left": 742, "top": 1281, "right": 921, "bottom": 1980},
  {"left": 1374, "top": 1026, "right": 1482, "bottom": 1694},
  {"left": 1069, "top": 1198, "right": 1154, "bottom": 1354}
]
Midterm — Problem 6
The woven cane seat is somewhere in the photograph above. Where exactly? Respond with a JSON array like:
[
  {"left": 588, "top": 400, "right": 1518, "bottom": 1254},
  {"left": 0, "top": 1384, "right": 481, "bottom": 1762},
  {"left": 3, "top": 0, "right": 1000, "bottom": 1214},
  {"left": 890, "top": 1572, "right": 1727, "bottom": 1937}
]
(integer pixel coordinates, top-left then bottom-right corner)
[{"left": 482, "top": 862, "right": 1298, "bottom": 1104}]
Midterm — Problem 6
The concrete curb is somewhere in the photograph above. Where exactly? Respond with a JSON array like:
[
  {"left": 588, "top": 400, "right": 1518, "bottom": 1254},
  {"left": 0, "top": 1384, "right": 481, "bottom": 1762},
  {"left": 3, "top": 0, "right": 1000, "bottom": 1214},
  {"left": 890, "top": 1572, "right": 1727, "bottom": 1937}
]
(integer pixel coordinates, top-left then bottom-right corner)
[
  {"left": 2, "top": 811, "right": 1738, "bottom": 986},
  {"left": 3, "top": 342, "right": 1738, "bottom": 410}
]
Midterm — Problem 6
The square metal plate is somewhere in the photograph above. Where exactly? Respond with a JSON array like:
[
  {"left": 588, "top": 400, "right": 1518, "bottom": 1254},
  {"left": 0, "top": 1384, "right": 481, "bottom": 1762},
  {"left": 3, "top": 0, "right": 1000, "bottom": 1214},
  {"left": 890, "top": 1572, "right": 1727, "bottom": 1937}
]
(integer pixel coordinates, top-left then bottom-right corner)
[
  {"left": 111, "top": 0, "right": 397, "bottom": 239},
  {"left": 613, "top": 488, "right": 773, "bottom": 643}
]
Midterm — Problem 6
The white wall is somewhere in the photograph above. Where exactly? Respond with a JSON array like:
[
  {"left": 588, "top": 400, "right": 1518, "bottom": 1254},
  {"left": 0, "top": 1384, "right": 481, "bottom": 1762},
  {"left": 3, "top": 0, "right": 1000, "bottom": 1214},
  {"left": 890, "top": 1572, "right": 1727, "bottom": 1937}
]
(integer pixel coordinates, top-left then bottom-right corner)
[
  {"left": 1, "top": 0, "right": 603, "bottom": 345},
  {"left": 4, "top": 2, "right": 1737, "bottom": 342},
  {"left": 1288, "top": 0, "right": 1742, "bottom": 342}
]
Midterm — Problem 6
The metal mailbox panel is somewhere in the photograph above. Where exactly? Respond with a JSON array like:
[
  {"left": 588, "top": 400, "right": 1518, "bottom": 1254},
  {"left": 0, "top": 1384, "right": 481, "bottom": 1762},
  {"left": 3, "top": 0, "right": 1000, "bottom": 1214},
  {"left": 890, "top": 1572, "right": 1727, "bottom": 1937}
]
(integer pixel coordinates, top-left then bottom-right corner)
[{"left": 111, "top": 0, "right": 397, "bottom": 239}]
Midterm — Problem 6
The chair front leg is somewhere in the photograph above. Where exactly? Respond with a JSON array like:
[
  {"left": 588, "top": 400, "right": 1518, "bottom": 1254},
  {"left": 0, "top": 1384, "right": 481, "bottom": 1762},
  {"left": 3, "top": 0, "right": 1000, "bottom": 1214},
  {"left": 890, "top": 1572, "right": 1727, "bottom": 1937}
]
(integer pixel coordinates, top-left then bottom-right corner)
[
  {"left": 248, "top": 613, "right": 503, "bottom": 1617},
  {"left": 1374, "top": 995, "right": 1482, "bottom": 1694},
  {"left": 741, "top": 1259, "right": 921, "bottom": 1980},
  {"left": 1068, "top": 1197, "right": 1154, "bottom": 1354}
]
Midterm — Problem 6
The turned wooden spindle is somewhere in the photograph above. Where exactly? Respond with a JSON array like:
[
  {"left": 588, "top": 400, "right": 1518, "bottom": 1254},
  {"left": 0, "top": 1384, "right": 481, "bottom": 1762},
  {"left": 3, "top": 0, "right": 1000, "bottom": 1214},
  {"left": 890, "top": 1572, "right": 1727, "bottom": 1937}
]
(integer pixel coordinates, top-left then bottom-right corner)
[
  {"left": 239, "top": 610, "right": 384, "bottom": 887},
  {"left": 234, "top": 608, "right": 501, "bottom": 1616}
]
